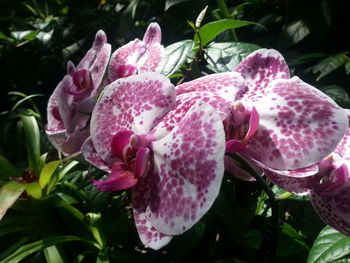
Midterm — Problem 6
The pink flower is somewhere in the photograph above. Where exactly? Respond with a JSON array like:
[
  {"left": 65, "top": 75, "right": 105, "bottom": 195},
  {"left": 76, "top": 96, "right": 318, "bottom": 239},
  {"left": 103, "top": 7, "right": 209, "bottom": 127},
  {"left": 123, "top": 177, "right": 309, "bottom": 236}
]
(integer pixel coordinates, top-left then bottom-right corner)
[
  {"left": 46, "top": 30, "right": 111, "bottom": 155},
  {"left": 108, "top": 22, "right": 164, "bottom": 83},
  {"left": 82, "top": 72, "right": 226, "bottom": 249}
]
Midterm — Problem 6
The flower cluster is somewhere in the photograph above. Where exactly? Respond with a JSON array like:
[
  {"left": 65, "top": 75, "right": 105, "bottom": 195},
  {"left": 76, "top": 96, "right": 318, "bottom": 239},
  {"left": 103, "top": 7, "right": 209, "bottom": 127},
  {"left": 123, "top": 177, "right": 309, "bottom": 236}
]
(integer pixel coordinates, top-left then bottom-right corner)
[{"left": 46, "top": 23, "right": 350, "bottom": 249}]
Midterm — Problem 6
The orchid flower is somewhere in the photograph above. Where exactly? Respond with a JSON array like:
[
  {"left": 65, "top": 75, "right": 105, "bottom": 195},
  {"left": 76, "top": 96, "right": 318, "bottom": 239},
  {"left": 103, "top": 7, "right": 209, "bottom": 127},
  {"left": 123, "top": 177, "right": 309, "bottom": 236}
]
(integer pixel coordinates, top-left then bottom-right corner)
[
  {"left": 108, "top": 22, "right": 164, "bottom": 83},
  {"left": 46, "top": 30, "right": 111, "bottom": 154},
  {"left": 174, "top": 49, "right": 348, "bottom": 187},
  {"left": 82, "top": 72, "right": 226, "bottom": 250},
  {"left": 264, "top": 111, "right": 350, "bottom": 235}
]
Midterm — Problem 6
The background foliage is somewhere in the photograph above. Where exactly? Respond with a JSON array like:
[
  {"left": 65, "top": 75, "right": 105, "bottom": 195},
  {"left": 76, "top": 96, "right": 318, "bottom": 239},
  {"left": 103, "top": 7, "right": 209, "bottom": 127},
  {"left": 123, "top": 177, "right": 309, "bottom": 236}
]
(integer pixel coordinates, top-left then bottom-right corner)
[{"left": 1, "top": 0, "right": 350, "bottom": 262}]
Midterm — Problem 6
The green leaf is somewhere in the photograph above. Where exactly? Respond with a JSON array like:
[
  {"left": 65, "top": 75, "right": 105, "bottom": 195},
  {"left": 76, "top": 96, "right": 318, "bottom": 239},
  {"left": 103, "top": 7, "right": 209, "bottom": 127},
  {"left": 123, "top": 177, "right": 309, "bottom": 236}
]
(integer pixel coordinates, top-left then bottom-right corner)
[
  {"left": 345, "top": 60, "right": 350, "bottom": 74},
  {"left": 307, "top": 226, "right": 350, "bottom": 263},
  {"left": 47, "top": 161, "right": 79, "bottom": 194},
  {"left": 25, "top": 182, "right": 42, "bottom": 199},
  {"left": 0, "top": 236, "right": 98, "bottom": 263},
  {"left": 20, "top": 115, "right": 41, "bottom": 176},
  {"left": 312, "top": 53, "right": 348, "bottom": 81},
  {"left": 0, "top": 181, "right": 25, "bottom": 221},
  {"left": 43, "top": 245, "right": 64, "bottom": 263},
  {"left": 118, "top": 0, "right": 139, "bottom": 34},
  {"left": 53, "top": 196, "right": 93, "bottom": 240},
  {"left": 165, "top": 0, "right": 191, "bottom": 11},
  {"left": 11, "top": 94, "right": 43, "bottom": 111},
  {"left": 194, "top": 19, "right": 256, "bottom": 46},
  {"left": 204, "top": 42, "right": 260, "bottom": 73},
  {"left": 0, "top": 32, "right": 10, "bottom": 41},
  {"left": 39, "top": 161, "right": 60, "bottom": 189},
  {"left": 318, "top": 85, "right": 350, "bottom": 107},
  {"left": 276, "top": 223, "right": 309, "bottom": 260},
  {"left": 0, "top": 155, "right": 20, "bottom": 179},
  {"left": 160, "top": 40, "right": 195, "bottom": 76},
  {"left": 280, "top": 20, "right": 310, "bottom": 48}
]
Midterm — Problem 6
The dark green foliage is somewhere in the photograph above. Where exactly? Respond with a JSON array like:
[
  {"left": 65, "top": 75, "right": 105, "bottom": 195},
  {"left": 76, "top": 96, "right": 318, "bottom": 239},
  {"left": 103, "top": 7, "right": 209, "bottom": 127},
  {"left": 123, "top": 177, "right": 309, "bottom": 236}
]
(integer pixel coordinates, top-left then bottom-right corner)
[{"left": 1, "top": 0, "right": 349, "bottom": 262}]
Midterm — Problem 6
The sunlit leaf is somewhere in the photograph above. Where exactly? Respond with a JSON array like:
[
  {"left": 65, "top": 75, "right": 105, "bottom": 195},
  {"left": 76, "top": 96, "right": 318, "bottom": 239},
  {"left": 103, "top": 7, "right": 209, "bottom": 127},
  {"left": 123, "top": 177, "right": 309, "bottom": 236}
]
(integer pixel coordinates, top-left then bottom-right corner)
[
  {"left": 280, "top": 20, "right": 310, "bottom": 48},
  {"left": 39, "top": 161, "right": 60, "bottom": 189},
  {"left": 0, "top": 236, "right": 98, "bottom": 263},
  {"left": 0, "top": 181, "right": 25, "bottom": 221},
  {"left": 307, "top": 226, "right": 350, "bottom": 263},
  {"left": 160, "top": 40, "right": 195, "bottom": 76},
  {"left": 25, "top": 182, "right": 42, "bottom": 199},
  {"left": 312, "top": 53, "right": 348, "bottom": 81},
  {"left": 43, "top": 245, "right": 64, "bottom": 263},
  {"left": 46, "top": 161, "right": 79, "bottom": 194},
  {"left": 194, "top": 19, "right": 257, "bottom": 46},
  {"left": 204, "top": 42, "right": 260, "bottom": 73}
]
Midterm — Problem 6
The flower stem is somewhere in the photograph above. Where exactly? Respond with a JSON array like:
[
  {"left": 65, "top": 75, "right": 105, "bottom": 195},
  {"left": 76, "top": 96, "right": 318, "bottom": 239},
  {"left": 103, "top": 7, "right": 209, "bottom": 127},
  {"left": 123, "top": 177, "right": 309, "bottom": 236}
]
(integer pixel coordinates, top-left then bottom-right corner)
[
  {"left": 215, "top": 0, "right": 239, "bottom": 41},
  {"left": 226, "top": 154, "right": 279, "bottom": 262}
]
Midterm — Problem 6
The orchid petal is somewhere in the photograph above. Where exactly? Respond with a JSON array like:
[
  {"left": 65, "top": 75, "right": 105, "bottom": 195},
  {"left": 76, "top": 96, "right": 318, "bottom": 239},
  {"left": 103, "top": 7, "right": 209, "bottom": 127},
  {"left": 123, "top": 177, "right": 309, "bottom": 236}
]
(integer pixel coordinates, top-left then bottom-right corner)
[
  {"left": 226, "top": 139, "right": 246, "bottom": 153},
  {"left": 110, "top": 130, "right": 134, "bottom": 161},
  {"left": 147, "top": 102, "right": 225, "bottom": 235},
  {"left": 151, "top": 91, "right": 234, "bottom": 140},
  {"left": 90, "top": 72, "right": 175, "bottom": 161},
  {"left": 47, "top": 81, "right": 65, "bottom": 133},
  {"left": 224, "top": 155, "right": 257, "bottom": 182},
  {"left": 45, "top": 129, "right": 66, "bottom": 152},
  {"left": 234, "top": 49, "right": 290, "bottom": 103},
  {"left": 137, "top": 43, "right": 164, "bottom": 73},
  {"left": 143, "top": 22, "right": 162, "bottom": 46},
  {"left": 108, "top": 39, "right": 146, "bottom": 82},
  {"left": 61, "top": 128, "right": 90, "bottom": 155},
  {"left": 57, "top": 76, "right": 75, "bottom": 133},
  {"left": 134, "top": 210, "right": 173, "bottom": 250},
  {"left": 94, "top": 161, "right": 137, "bottom": 192},
  {"left": 244, "top": 77, "right": 348, "bottom": 170},
  {"left": 134, "top": 148, "right": 150, "bottom": 179},
  {"left": 311, "top": 165, "right": 350, "bottom": 236},
  {"left": 333, "top": 110, "right": 350, "bottom": 160},
  {"left": 175, "top": 72, "right": 246, "bottom": 100},
  {"left": 243, "top": 106, "right": 259, "bottom": 141},
  {"left": 77, "top": 30, "right": 108, "bottom": 70},
  {"left": 250, "top": 158, "right": 318, "bottom": 195},
  {"left": 133, "top": 172, "right": 173, "bottom": 249},
  {"left": 81, "top": 137, "right": 111, "bottom": 172}
]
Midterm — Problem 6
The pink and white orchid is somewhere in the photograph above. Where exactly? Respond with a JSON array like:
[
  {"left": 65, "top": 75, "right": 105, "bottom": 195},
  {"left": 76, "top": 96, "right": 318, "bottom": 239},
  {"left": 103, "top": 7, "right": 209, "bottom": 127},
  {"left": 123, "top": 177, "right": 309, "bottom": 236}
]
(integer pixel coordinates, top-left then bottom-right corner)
[
  {"left": 46, "top": 30, "right": 111, "bottom": 155},
  {"left": 82, "top": 72, "right": 226, "bottom": 250},
  {"left": 175, "top": 49, "right": 348, "bottom": 185},
  {"left": 309, "top": 113, "right": 350, "bottom": 235},
  {"left": 108, "top": 22, "right": 164, "bottom": 83}
]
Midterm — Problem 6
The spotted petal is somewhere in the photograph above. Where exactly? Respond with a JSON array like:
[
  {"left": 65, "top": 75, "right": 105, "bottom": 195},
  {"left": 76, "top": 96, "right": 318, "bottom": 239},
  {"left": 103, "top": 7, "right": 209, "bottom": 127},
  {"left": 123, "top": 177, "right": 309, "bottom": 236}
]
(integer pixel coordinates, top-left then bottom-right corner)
[
  {"left": 234, "top": 49, "right": 290, "bottom": 103},
  {"left": 147, "top": 102, "right": 225, "bottom": 235},
  {"left": 253, "top": 159, "right": 319, "bottom": 195},
  {"left": 142, "top": 22, "right": 162, "bottom": 46},
  {"left": 108, "top": 39, "right": 146, "bottom": 82},
  {"left": 311, "top": 167, "right": 350, "bottom": 236},
  {"left": 133, "top": 173, "right": 172, "bottom": 250},
  {"left": 175, "top": 72, "right": 246, "bottom": 99},
  {"left": 47, "top": 81, "right": 64, "bottom": 133},
  {"left": 75, "top": 30, "right": 111, "bottom": 95},
  {"left": 81, "top": 137, "right": 111, "bottom": 172},
  {"left": 151, "top": 91, "right": 234, "bottom": 140},
  {"left": 137, "top": 43, "right": 164, "bottom": 74},
  {"left": 243, "top": 77, "right": 348, "bottom": 170},
  {"left": 90, "top": 72, "right": 175, "bottom": 161}
]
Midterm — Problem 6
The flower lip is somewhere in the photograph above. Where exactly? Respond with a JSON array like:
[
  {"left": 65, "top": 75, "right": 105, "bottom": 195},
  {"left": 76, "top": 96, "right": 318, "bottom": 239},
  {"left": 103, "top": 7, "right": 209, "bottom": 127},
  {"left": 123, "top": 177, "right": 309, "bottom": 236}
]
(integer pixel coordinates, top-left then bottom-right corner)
[{"left": 310, "top": 158, "right": 350, "bottom": 196}]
